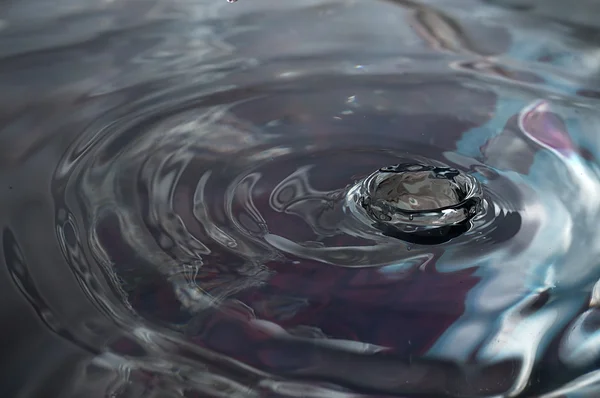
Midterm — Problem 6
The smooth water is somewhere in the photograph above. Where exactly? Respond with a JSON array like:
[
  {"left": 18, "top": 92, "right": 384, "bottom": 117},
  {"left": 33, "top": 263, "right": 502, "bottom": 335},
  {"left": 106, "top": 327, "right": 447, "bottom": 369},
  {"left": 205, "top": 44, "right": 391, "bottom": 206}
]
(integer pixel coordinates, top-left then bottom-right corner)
[{"left": 3, "top": 0, "right": 600, "bottom": 397}]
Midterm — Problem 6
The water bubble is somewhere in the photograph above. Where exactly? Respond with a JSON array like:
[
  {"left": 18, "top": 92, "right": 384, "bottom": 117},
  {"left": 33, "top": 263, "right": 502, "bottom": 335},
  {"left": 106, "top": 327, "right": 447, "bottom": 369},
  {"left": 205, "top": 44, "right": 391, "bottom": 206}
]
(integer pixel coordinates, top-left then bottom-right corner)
[{"left": 347, "top": 163, "right": 483, "bottom": 243}]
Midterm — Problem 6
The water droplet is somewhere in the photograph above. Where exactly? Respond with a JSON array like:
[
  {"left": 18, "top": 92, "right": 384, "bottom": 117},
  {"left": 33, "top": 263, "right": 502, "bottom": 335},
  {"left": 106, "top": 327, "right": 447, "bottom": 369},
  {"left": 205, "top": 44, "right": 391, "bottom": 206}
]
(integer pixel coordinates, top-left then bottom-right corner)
[{"left": 347, "top": 162, "right": 483, "bottom": 243}]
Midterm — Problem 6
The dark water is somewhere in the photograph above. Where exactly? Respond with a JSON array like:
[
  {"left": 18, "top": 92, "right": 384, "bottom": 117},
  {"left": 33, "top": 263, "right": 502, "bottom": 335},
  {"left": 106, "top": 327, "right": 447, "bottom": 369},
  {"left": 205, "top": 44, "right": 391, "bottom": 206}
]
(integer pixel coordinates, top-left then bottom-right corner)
[{"left": 3, "top": 0, "right": 600, "bottom": 397}]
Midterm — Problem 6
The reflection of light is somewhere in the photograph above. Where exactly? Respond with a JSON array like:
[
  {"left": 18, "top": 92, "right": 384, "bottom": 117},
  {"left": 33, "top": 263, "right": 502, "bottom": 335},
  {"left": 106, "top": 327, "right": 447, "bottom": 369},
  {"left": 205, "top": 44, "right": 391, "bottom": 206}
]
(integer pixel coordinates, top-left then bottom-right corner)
[
  {"left": 379, "top": 253, "right": 434, "bottom": 275},
  {"left": 560, "top": 308, "right": 600, "bottom": 367},
  {"left": 518, "top": 100, "right": 570, "bottom": 154},
  {"left": 591, "top": 279, "right": 600, "bottom": 308},
  {"left": 277, "top": 71, "right": 301, "bottom": 79},
  {"left": 538, "top": 369, "right": 600, "bottom": 398},
  {"left": 477, "top": 292, "right": 564, "bottom": 397}
]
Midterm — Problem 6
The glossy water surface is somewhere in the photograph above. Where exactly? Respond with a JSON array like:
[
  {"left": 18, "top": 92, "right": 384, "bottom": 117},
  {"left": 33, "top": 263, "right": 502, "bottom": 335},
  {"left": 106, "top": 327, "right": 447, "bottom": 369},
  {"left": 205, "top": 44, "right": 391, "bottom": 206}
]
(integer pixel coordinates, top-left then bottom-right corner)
[{"left": 2, "top": 0, "right": 600, "bottom": 397}]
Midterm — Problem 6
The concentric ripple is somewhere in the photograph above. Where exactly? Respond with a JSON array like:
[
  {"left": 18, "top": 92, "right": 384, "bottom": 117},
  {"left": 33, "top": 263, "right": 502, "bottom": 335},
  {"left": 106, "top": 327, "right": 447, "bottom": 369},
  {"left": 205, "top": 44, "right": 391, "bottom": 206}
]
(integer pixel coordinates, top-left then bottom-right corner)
[
  {"left": 46, "top": 64, "right": 600, "bottom": 397},
  {"left": 4, "top": 0, "right": 600, "bottom": 397}
]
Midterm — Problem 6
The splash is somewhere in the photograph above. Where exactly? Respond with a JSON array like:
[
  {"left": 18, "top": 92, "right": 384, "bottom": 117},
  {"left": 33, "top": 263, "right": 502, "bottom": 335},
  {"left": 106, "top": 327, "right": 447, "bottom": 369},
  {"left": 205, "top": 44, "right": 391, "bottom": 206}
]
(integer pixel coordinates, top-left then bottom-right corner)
[{"left": 350, "top": 163, "right": 482, "bottom": 239}]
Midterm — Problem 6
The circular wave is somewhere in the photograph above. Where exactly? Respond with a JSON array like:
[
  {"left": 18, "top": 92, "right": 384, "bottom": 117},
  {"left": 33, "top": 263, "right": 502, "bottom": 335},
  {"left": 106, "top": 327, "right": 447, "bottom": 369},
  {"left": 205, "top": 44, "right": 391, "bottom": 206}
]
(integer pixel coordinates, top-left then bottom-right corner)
[{"left": 45, "top": 64, "right": 600, "bottom": 397}]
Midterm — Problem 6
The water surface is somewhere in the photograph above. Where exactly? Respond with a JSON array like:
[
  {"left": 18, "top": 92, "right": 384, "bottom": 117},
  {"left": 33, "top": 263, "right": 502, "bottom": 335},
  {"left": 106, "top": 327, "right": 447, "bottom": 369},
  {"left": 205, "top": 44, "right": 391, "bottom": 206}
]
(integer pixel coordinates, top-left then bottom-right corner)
[{"left": 2, "top": 0, "right": 600, "bottom": 397}]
